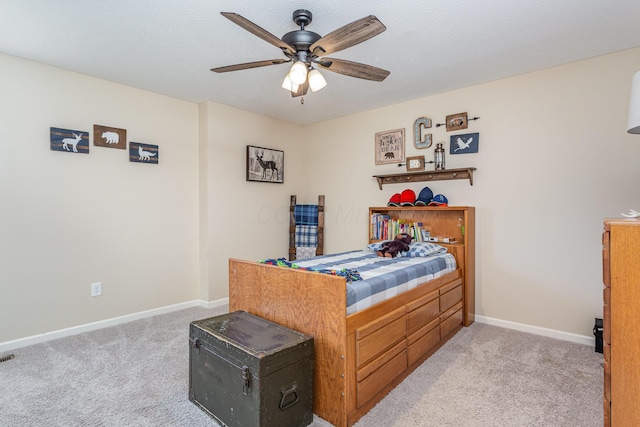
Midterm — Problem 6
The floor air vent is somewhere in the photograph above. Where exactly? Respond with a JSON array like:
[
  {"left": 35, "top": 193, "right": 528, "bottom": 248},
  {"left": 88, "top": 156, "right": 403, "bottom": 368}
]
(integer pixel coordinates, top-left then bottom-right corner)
[{"left": 0, "top": 354, "right": 15, "bottom": 363}]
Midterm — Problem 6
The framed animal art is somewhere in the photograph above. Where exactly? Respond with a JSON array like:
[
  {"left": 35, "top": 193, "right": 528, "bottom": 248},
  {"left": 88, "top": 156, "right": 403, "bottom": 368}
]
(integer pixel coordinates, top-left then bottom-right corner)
[
  {"left": 374, "top": 128, "right": 405, "bottom": 165},
  {"left": 450, "top": 133, "right": 479, "bottom": 154},
  {"left": 246, "top": 145, "right": 284, "bottom": 183}
]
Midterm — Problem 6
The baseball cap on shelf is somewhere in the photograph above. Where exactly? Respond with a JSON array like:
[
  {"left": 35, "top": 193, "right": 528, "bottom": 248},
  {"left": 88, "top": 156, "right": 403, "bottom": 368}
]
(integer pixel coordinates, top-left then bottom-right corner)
[
  {"left": 400, "top": 189, "right": 416, "bottom": 206},
  {"left": 414, "top": 186, "right": 434, "bottom": 206},
  {"left": 428, "top": 194, "right": 448, "bottom": 206},
  {"left": 387, "top": 193, "right": 401, "bottom": 206}
]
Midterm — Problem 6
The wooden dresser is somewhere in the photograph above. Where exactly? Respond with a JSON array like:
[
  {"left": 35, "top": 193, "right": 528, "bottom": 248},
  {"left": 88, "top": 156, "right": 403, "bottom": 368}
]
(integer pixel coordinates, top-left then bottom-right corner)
[{"left": 602, "top": 219, "right": 640, "bottom": 426}]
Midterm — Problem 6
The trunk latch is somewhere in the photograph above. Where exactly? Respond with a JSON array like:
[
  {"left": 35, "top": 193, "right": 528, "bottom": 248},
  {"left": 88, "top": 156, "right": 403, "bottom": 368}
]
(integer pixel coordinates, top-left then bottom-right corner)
[{"left": 242, "top": 366, "right": 251, "bottom": 395}]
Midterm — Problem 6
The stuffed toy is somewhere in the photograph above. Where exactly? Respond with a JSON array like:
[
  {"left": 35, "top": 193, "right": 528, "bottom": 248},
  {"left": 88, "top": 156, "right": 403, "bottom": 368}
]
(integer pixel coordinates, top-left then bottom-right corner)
[{"left": 377, "top": 233, "right": 413, "bottom": 258}]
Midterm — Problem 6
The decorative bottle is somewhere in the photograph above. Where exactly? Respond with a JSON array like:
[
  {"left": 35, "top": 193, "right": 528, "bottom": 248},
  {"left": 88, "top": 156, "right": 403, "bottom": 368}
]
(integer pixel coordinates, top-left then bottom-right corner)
[{"left": 434, "top": 143, "right": 445, "bottom": 170}]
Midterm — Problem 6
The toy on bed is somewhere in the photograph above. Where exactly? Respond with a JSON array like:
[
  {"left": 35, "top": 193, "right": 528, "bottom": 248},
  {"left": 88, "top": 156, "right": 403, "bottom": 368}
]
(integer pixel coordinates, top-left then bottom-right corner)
[{"left": 376, "top": 232, "right": 413, "bottom": 258}]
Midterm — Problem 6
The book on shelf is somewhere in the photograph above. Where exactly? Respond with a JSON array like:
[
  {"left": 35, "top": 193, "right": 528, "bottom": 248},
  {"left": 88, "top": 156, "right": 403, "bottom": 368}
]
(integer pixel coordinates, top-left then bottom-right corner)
[{"left": 370, "top": 213, "right": 430, "bottom": 242}]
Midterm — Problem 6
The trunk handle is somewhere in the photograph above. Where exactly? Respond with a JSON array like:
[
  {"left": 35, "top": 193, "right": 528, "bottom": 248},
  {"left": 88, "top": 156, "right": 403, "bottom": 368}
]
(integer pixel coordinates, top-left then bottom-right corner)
[{"left": 279, "top": 383, "right": 299, "bottom": 410}]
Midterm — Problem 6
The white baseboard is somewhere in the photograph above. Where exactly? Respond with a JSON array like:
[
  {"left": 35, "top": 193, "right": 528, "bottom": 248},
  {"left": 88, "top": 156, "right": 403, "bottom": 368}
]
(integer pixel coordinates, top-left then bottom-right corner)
[
  {"left": 0, "top": 297, "right": 230, "bottom": 353},
  {"left": 474, "top": 315, "right": 594, "bottom": 346},
  {"left": 1, "top": 303, "right": 592, "bottom": 354},
  {"left": 199, "top": 297, "right": 229, "bottom": 310}
]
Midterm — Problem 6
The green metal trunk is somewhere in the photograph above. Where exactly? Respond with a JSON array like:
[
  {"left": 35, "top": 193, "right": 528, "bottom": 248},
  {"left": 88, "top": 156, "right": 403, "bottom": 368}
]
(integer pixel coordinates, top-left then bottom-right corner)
[{"left": 189, "top": 310, "right": 314, "bottom": 427}]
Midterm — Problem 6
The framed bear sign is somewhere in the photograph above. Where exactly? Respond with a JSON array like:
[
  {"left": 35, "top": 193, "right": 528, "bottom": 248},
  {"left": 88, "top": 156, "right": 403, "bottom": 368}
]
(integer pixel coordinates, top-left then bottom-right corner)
[{"left": 375, "top": 128, "right": 405, "bottom": 165}]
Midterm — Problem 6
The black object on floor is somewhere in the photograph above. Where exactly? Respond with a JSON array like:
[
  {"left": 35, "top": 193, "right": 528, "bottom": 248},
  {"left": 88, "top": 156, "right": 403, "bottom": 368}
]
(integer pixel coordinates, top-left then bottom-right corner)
[{"left": 189, "top": 310, "right": 314, "bottom": 427}]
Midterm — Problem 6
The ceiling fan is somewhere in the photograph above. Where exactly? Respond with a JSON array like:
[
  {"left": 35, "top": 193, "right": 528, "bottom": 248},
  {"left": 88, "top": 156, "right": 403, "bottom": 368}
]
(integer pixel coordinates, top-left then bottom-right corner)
[{"left": 211, "top": 10, "right": 390, "bottom": 98}]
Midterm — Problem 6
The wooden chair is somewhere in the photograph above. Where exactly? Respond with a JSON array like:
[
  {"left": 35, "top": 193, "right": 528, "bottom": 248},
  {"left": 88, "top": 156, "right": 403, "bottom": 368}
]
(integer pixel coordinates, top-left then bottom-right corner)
[{"left": 289, "top": 195, "right": 324, "bottom": 261}]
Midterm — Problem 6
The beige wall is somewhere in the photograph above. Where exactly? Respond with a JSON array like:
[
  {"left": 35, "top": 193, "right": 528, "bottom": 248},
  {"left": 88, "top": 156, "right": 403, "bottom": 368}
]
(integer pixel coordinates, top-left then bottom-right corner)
[
  {"left": 199, "top": 101, "right": 304, "bottom": 301},
  {"left": 0, "top": 54, "right": 200, "bottom": 342},
  {"left": 303, "top": 47, "right": 640, "bottom": 337},
  {"left": 2, "top": 45, "right": 640, "bottom": 346}
]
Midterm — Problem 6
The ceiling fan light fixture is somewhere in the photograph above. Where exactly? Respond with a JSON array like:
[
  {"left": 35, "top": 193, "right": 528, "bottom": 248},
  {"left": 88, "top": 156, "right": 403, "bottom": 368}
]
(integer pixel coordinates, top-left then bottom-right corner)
[
  {"left": 308, "top": 67, "right": 327, "bottom": 92},
  {"left": 281, "top": 74, "right": 299, "bottom": 92},
  {"left": 289, "top": 60, "right": 308, "bottom": 85},
  {"left": 213, "top": 11, "right": 390, "bottom": 100}
]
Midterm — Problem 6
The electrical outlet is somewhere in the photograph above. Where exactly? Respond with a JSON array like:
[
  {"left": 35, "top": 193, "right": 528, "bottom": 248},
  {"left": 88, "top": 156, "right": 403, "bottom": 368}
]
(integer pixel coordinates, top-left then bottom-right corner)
[{"left": 91, "top": 282, "right": 102, "bottom": 297}]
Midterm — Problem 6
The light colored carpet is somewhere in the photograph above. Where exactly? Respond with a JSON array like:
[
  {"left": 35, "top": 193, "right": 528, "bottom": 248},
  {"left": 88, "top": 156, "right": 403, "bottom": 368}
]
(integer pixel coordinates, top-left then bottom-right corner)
[{"left": 0, "top": 306, "right": 602, "bottom": 426}]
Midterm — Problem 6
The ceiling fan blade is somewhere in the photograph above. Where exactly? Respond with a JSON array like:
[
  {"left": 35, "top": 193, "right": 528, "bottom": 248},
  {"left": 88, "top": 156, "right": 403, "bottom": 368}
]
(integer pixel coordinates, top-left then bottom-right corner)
[
  {"left": 317, "top": 58, "right": 390, "bottom": 82},
  {"left": 291, "top": 81, "right": 309, "bottom": 98},
  {"left": 211, "top": 59, "right": 289, "bottom": 73},
  {"left": 221, "top": 12, "right": 295, "bottom": 55},
  {"left": 310, "top": 15, "right": 386, "bottom": 56}
]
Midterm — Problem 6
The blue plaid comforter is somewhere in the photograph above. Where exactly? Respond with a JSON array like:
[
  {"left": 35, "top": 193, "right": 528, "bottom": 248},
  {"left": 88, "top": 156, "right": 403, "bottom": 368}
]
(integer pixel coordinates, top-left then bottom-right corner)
[{"left": 294, "top": 250, "right": 456, "bottom": 315}]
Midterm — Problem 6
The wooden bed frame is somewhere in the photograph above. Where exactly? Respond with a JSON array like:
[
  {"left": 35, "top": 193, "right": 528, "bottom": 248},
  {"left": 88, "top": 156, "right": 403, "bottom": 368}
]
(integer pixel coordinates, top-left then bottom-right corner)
[
  {"left": 229, "top": 246, "right": 472, "bottom": 427},
  {"left": 230, "top": 206, "right": 474, "bottom": 426}
]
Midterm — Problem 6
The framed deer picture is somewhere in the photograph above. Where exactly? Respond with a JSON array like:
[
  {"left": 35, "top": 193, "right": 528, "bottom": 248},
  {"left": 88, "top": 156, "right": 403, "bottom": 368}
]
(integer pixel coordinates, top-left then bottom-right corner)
[
  {"left": 246, "top": 145, "right": 284, "bottom": 183},
  {"left": 50, "top": 127, "right": 89, "bottom": 154}
]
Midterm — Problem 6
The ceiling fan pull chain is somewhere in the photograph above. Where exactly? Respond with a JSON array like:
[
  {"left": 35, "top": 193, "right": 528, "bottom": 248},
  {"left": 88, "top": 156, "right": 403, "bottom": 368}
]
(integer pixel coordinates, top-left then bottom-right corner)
[{"left": 301, "top": 97, "right": 304, "bottom": 105}]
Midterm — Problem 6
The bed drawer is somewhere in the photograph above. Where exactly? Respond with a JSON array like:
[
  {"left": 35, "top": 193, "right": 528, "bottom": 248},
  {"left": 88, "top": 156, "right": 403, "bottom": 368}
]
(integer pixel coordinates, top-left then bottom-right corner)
[
  {"left": 407, "top": 320, "right": 440, "bottom": 366},
  {"left": 407, "top": 315, "right": 439, "bottom": 344},
  {"left": 440, "top": 284, "right": 462, "bottom": 313},
  {"left": 440, "top": 302, "right": 463, "bottom": 338},
  {"left": 406, "top": 290, "right": 440, "bottom": 336},
  {"left": 355, "top": 307, "right": 406, "bottom": 368},
  {"left": 356, "top": 340, "right": 405, "bottom": 382},
  {"left": 356, "top": 346, "right": 407, "bottom": 408}
]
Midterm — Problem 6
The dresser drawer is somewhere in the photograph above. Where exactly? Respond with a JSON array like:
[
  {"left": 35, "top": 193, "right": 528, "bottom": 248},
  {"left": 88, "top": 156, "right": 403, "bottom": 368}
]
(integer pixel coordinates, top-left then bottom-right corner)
[
  {"left": 603, "top": 343, "right": 610, "bottom": 402},
  {"left": 602, "top": 230, "right": 610, "bottom": 288},
  {"left": 603, "top": 287, "right": 610, "bottom": 345},
  {"left": 604, "top": 343, "right": 611, "bottom": 426}
]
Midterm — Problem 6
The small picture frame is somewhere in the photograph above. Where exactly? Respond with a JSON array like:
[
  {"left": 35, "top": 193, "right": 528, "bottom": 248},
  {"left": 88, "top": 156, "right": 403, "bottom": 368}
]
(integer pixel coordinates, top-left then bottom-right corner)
[
  {"left": 375, "top": 128, "right": 405, "bottom": 165},
  {"left": 50, "top": 127, "right": 89, "bottom": 154},
  {"left": 246, "top": 145, "right": 284, "bottom": 183},
  {"left": 446, "top": 112, "right": 468, "bottom": 132},
  {"left": 94, "top": 124, "right": 126, "bottom": 149},
  {"left": 450, "top": 132, "right": 479, "bottom": 154},
  {"left": 406, "top": 155, "right": 425, "bottom": 172},
  {"left": 129, "top": 142, "right": 159, "bottom": 164}
]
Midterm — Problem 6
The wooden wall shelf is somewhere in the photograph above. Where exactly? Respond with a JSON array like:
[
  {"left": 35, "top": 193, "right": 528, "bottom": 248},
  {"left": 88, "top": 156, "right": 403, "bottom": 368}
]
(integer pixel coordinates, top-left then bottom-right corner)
[{"left": 372, "top": 167, "right": 476, "bottom": 190}]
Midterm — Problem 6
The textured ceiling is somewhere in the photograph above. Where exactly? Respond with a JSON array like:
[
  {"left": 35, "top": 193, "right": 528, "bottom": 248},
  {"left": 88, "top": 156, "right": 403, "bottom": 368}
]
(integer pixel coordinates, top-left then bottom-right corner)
[{"left": 1, "top": 0, "right": 640, "bottom": 125}]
